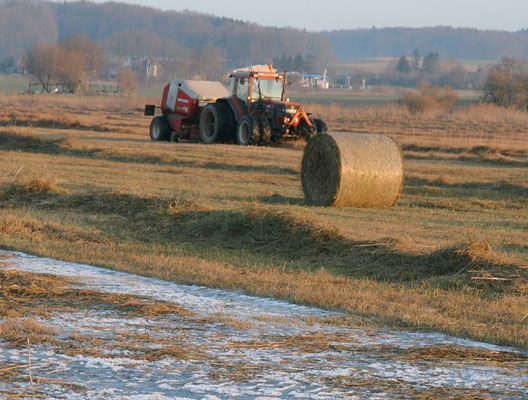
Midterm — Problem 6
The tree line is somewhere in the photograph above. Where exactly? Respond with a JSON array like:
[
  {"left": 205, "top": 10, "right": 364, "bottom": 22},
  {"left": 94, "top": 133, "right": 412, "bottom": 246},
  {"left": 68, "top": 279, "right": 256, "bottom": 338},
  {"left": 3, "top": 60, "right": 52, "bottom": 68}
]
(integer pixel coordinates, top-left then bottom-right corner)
[
  {"left": 0, "top": 0, "right": 334, "bottom": 81},
  {"left": 3, "top": 1, "right": 528, "bottom": 76},
  {"left": 325, "top": 26, "right": 528, "bottom": 61}
]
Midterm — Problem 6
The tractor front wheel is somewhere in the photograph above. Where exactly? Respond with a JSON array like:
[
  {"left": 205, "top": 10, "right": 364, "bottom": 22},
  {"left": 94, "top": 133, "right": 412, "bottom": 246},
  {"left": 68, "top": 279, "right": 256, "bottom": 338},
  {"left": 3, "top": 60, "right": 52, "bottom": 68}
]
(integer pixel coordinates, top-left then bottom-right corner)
[
  {"left": 150, "top": 116, "right": 170, "bottom": 141},
  {"left": 256, "top": 116, "right": 272, "bottom": 146}
]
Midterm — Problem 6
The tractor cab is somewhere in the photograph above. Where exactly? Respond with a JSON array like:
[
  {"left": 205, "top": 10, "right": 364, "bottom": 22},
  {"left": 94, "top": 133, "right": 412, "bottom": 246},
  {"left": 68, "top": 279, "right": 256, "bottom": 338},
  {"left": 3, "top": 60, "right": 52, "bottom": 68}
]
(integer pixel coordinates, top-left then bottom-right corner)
[
  {"left": 229, "top": 71, "right": 285, "bottom": 102},
  {"left": 225, "top": 70, "right": 316, "bottom": 139},
  {"left": 227, "top": 70, "right": 287, "bottom": 119}
]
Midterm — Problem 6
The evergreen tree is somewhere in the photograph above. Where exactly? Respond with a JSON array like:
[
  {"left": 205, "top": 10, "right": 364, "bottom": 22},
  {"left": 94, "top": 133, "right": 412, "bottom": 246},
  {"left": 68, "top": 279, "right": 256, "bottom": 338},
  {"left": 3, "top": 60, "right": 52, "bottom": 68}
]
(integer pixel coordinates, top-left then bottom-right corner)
[
  {"left": 293, "top": 54, "right": 304, "bottom": 72},
  {"left": 412, "top": 49, "right": 421, "bottom": 70},
  {"left": 396, "top": 54, "right": 411, "bottom": 73},
  {"left": 423, "top": 52, "right": 440, "bottom": 73}
]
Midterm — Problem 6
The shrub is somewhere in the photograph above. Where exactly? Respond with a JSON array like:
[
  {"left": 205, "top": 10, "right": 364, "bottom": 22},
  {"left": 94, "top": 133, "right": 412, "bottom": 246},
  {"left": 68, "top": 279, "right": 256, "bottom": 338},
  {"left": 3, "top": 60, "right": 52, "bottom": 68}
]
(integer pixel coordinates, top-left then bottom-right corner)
[
  {"left": 402, "top": 82, "right": 459, "bottom": 113},
  {"left": 483, "top": 58, "right": 528, "bottom": 110}
]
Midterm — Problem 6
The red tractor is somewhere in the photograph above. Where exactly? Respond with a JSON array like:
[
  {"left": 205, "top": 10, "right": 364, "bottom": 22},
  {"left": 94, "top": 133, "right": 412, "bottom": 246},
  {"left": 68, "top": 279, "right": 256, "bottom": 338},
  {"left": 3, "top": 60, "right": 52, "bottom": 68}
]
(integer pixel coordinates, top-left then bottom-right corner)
[{"left": 145, "top": 70, "right": 327, "bottom": 145}]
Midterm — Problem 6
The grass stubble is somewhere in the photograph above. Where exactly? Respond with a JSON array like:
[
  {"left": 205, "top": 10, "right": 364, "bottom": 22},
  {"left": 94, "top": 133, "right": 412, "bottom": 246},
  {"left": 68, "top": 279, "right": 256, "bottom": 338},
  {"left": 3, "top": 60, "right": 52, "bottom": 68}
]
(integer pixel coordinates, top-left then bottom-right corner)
[{"left": 0, "top": 94, "right": 526, "bottom": 355}]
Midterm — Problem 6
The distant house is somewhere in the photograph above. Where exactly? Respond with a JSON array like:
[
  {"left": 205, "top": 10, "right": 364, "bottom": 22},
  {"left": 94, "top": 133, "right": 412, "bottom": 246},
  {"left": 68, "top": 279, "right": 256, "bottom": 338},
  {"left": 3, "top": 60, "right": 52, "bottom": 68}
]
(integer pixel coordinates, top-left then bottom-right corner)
[
  {"left": 120, "top": 56, "right": 159, "bottom": 80},
  {"left": 300, "top": 71, "right": 329, "bottom": 89}
]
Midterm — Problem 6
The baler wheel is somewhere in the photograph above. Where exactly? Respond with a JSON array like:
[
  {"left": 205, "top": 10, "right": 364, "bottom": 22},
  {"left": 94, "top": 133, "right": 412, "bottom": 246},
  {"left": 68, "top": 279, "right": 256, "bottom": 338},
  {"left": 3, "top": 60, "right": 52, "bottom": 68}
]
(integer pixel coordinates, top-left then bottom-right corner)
[
  {"left": 150, "top": 116, "right": 170, "bottom": 141},
  {"left": 200, "top": 103, "right": 235, "bottom": 144},
  {"left": 236, "top": 116, "right": 259, "bottom": 145}
]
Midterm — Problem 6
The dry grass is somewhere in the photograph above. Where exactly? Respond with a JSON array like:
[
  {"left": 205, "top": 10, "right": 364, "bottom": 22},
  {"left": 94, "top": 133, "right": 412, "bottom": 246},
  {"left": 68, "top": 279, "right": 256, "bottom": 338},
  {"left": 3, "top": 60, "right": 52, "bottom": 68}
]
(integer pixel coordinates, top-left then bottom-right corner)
[
  {"left": 0, "top": 268, "right": 191, "bottom": 347},
  {"left": 307, "top": 101, "right": 528, "bottom": 152},
  {"left": 0, "top": 176, "right": 64, "bottom": 200},
  {"left": 308, "top": 101, "right": 528, "bottom": 127},
  {"left": 0, "top": 94, "right": 526, "bottom": 348}
]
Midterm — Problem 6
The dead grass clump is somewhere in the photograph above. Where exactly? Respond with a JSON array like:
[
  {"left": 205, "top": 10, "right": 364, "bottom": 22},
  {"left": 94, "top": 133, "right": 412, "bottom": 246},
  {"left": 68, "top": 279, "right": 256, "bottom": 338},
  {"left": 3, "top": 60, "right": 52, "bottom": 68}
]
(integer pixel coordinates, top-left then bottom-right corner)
[
  {"left": 230, "top": 332, "right": 355, "bottom": 353},
  {"left": 171, "top": 202, "right": 344, "bottom": 253},
  {"left": 0, "top": 215, "right": 45, "bottom": 236},
  {"left": 17, "top": 176, "right": 62, "bottom": 196},
  {"left": 65, "top": 191, "right": 162, "bottom": 217},
  {"left": 0, "top": 268, "right": 72, "bottom": 302},
  {"left": 420, "top": 241, "right": 495, "bottom": 277},
  {"left": 166, "top": 197, "right": 206, "bottom": 215},
  {"left": 425, "top": 240, "right": 527, "bottom": 292},
  {"left": 0, "top": 268, "right": 191, "bottom": 334},
  {"left": 0, "top": 109, "right": 87, "bottom": 130},
  {"left": 490, "top": 179, "right": 528, "bottom": 195},
  {"left": 389, "top": 344, "right": 527, "bottom": 363},
  {"left": 139, "top": 345, "right": 204, "bottom": 361},
  {"left": 111, "top": 295, "right": 191, "bottom": 316},
  {"left": 432, "top": 175, "right": 456, "bottom": 185},
  {"left": 0, "top": 130, "right": 63, "bottom": 153},
  {"left": 0, "top": 176, "right": 64, "bottom": 203},
  {"left": 162, "top": 203, "right": 525, "bottom": 290},
  {"left": 469, "top": 145, "right": 502, "bottom": 156},
  {"left": 401, "top": 83, "right": 459, "bottom": 114},
  {"left": 18, "top": 114, "right": 82, "bottom": 129},
  {"left": 321, "top": 375, "right": 508, "bottom": 399},
  {"left": 0, "top": 318, "right": 59, "bottom": 347},
  {"left": 0, "top": 214, "right": 108, "bottom": 245}
]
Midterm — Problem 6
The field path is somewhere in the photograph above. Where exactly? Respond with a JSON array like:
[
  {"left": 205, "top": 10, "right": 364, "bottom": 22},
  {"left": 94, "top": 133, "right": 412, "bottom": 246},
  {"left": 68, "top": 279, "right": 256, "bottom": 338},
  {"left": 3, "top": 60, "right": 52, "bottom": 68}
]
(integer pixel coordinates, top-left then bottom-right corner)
[{"left": 1, "top": 250, "right": 527, "bottom": 399}]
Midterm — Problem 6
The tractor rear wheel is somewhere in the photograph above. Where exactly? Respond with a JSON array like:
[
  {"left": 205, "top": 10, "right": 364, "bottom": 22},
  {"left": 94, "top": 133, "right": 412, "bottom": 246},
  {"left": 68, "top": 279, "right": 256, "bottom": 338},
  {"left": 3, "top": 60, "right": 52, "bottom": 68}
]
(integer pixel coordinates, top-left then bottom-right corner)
[
  {"left": 150, "top": 116, "right": 170, "bottom": 141},
  {"left": 200, "top": 102, "right": 235, "bottom": 144},
  {"left": 256, "top": 116, "right": 272, "bottom": 146},
  {"left": 236, "top": 116, "right": 259, "bottom": 146}
]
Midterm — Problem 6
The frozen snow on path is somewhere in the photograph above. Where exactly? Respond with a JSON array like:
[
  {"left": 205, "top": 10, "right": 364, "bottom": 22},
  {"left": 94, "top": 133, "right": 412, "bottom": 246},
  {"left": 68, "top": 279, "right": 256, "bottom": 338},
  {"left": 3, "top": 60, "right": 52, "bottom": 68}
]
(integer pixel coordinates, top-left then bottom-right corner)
[{"left": 1, "top": 250, "right": 527, "bottom": 399}]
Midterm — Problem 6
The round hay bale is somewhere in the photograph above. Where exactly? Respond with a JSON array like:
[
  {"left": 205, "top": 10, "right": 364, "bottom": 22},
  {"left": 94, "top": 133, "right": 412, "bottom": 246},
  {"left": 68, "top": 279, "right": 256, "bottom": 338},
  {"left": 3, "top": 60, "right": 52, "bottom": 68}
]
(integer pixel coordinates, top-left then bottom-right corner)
[{"left": 301, "top": 133, "right": 403, "bottom": 208}]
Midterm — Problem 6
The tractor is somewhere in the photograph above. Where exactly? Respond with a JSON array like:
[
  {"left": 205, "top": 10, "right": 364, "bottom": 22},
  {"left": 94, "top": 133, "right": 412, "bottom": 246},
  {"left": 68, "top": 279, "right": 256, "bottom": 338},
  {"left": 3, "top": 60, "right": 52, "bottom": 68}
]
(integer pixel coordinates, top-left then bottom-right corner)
[{"left": 144, "top": 69, "right": 327, "bottom": 145}]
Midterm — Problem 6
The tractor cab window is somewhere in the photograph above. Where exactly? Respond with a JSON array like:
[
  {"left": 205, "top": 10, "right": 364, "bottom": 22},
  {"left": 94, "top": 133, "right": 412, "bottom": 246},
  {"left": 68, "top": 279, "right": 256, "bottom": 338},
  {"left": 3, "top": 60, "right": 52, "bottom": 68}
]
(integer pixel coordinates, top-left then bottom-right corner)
[
  {"left": 253, "top": 78, "right": 283, "bottom": 100},
  {"left": 236, "top": 78, "right": 249, "bottom": 100}
]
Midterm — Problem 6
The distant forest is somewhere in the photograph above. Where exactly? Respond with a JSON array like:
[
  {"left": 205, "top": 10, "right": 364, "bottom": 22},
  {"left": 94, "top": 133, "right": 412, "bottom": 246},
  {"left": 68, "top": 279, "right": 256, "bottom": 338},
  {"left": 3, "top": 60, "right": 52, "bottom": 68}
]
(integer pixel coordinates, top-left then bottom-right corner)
[
  {"left": 2, "top": 1, "right": 528, "bottom": 66},
  {"left": 325, "top": 27, "right": 528, "bottom": 61}
]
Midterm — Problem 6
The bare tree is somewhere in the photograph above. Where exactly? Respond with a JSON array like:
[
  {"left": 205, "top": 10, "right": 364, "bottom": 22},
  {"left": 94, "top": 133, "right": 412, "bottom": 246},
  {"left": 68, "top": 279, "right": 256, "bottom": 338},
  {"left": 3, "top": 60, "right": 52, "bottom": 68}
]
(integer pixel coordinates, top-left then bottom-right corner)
[
  {"left": 24, "top": 36, "right": 108, "bottom": 93},
  {"left": 190, "top": 45, "right": 225, "bottom": 80},
  {"left": 61, "top": 35, "right": 105, "bottom": 77},
  {"left": 23, "top": 43, "right": 62, "bottom": 93},
  {"left": 57, "top": 48, "right": 88, "bottom": 92}
]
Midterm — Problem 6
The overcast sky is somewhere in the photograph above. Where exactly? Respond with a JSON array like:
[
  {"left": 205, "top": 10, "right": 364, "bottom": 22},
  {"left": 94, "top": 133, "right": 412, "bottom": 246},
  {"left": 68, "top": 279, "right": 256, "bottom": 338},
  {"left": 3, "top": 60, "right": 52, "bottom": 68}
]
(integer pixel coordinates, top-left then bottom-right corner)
[{"left": 90, "top": 0, "right": 527, "bottom": 31}]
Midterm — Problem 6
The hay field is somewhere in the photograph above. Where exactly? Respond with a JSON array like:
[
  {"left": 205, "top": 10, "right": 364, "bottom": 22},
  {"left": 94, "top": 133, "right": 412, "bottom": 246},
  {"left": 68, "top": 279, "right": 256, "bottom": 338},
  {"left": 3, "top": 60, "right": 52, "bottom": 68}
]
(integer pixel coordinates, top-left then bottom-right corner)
[{"left": 0, "top": 94, "right": 527, "bottom": 349}]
